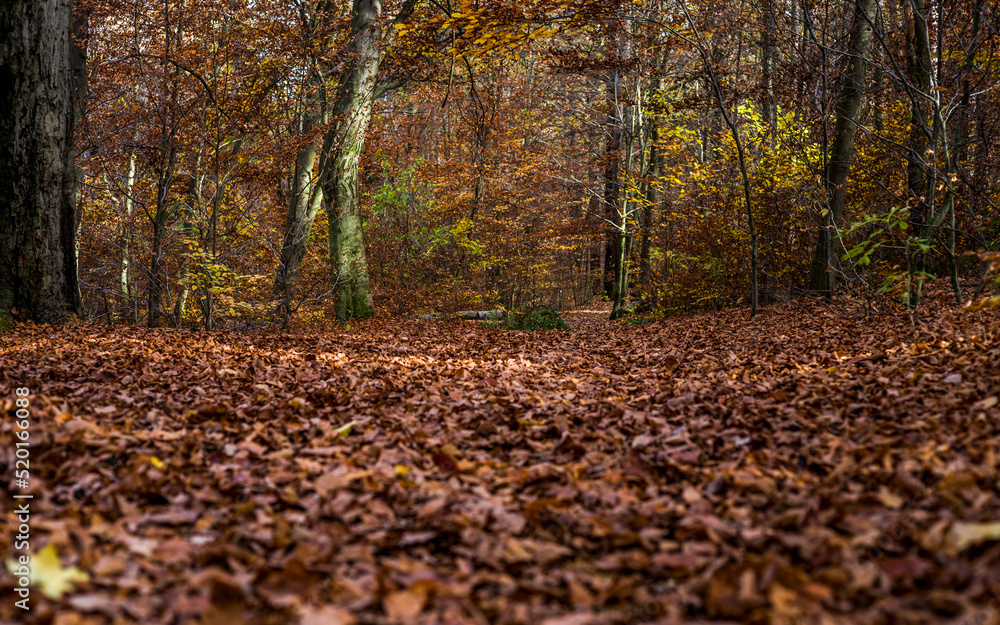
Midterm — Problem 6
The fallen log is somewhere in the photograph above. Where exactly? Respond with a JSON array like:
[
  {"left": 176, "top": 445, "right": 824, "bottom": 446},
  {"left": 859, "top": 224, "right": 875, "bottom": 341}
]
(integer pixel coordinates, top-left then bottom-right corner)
[
  {"left": 457, "top": 310, "right": 506, "bottom": 320},
  {"left": 417, "top": 310, "right": 506, "bottom": 321}
]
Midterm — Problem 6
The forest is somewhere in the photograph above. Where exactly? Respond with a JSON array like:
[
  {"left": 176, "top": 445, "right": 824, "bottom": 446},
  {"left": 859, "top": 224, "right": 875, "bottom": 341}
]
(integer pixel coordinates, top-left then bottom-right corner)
[
  {"left": 33, "top": 0, "right": 1000, "bottom": 326},
  {"left": 1, "top": 0, "right": 1000, "bottom": 624}
]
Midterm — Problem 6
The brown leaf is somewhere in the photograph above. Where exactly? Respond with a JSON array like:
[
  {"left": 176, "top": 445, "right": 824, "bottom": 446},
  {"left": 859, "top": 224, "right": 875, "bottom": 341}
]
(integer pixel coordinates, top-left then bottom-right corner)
[{"left": 383, "top": 590, "right": 424, "bottom": 622}]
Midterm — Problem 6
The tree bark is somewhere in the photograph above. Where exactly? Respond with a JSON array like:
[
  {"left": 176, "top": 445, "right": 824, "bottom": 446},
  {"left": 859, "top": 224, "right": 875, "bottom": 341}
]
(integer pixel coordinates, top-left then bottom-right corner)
[
  {"left": 0, "top": 0, "right": 82, "bottom": 332},
  {"left": 316, "top": 0, "right": 414, "bottom": 321},
  {"left": 273, "top": 85, "right": 325, "bottom": 327},
  {"left": 808, "top": 0, "right": 877, "bottom": 297},
  {"left": 903, "top": 0, "right": 931, "bottom": 227},
  {"left": 639, "top": 124, "right": 659, "bottom": 288},
  {"left": 602, "top": 70, "right": 623, "bottom": 301}
]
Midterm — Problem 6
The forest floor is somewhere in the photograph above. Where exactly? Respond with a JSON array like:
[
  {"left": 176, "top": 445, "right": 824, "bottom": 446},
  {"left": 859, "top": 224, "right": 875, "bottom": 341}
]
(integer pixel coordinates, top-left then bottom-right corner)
[{"left": 1, "top": 289, "right": 999, "bottom": 625}]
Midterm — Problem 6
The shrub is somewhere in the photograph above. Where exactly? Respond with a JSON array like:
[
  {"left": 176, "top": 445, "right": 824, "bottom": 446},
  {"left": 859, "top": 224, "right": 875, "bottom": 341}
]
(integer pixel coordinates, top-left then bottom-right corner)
[{"left": 482, "top": 306, "right": 569, "bottom": 331}]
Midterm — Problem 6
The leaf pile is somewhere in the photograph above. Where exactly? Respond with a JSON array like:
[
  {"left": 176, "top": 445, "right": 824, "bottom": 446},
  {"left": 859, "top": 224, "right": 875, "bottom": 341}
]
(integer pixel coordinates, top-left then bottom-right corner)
[{"left": 1, "top": 293, "right": 999, "bottom": 624}]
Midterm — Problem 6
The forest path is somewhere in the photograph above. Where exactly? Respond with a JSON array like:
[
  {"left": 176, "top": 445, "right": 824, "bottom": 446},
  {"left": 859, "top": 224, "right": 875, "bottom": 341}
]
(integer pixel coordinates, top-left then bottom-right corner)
[{"left": 562, "top": 299, "right": 614, "bottom": 331}]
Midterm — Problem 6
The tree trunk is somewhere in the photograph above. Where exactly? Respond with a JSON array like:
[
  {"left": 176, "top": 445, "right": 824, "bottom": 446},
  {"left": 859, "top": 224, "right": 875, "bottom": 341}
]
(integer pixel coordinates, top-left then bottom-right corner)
[
  {"left": 912, "top": 0, "right": 982, "bottom": 306},
  {"left": 903, "top": 0, "right": 931, "bottom": 229},
  {"left": 760, "top": 0, "right": 778, "bottom": 142},
  {"left": 147, "top": 158, "right": 173, "bottom": 328},
  {"left": 173, "top": 173, "right": 201, "bottom": 324},
  {"left": 639, "top": 132, "right": 658, "bottom": 288},
  {"left": 147, "top": 4, "right": 183, "bottom": 327},
  {"left": 640, "top": 57, "right": 667, "bottom": 291},
  {"left": 120, "top": 149, "right": 137, "bottom": 315},
  {"left": 808, "top": 0, "right": 877, "bottom": 297},
  {"left": 273, "top": 90, "right": 325, "bottom": 327},
  {"left": 71, "top": 6, "right": 88, "bottom": 309},
  {"left": 317, "top": 0, "right": 402, "bottom": 321},
  {"left": 602, "top": 70, "right": 623, "bottom": 300},
  {"left": 611, "top": 86, "right": 640, "bottom": 321},
  {"left": 0, "top": 0, "right": 82, "bottom": 332}
]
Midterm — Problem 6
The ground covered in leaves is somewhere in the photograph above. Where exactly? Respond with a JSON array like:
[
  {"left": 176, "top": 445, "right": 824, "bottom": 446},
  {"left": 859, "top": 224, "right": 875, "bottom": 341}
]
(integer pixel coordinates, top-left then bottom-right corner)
[{"left": 2, "top": 292, "right": 999, "bottom": 625}]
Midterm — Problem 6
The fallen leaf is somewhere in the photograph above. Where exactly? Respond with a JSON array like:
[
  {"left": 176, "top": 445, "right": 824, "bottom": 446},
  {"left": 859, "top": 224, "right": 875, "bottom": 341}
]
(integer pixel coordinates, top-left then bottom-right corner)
[
  {"left": 948, "top": 521, "right": 1000, "bottom": 550},
  {"left": 384, "top": 590, "right": 424, "bottom": 622},
  {"left": 6, "top": 544, "right": 90, "bottom": 600}
]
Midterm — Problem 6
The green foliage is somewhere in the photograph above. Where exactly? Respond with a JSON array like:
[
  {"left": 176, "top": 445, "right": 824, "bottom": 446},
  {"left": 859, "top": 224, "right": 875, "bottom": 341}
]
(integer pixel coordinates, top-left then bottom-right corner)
[
  {"left": 840, "top": 206, "right": 938, "bottom": 306},
  {"left": 620, "top": 317, "right": 654, "bottom": 326},
  {"left": 482, "top": 306, "right": 569, "bottom": 331},
  {"left": 841, "top": 205, "right": 911, "bottom": 268}
]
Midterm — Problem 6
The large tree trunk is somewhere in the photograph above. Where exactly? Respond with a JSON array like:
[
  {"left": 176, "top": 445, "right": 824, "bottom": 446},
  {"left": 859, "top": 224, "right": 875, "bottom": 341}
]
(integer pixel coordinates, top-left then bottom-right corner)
[
  {"left": 808, "top": 0, "right": 877, "bottom": 297},
  {"left": 0, "top": 0, "right": 82, "bottom": 332},
  {"left": 317, "top": 0, "right": 387, "bottom": 321}
]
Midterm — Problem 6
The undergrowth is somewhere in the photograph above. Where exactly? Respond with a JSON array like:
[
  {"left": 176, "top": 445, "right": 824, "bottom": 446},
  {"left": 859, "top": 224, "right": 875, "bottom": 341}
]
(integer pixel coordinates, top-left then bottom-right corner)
[{"left": 481, "top": 306, "right": 569, "bottom": 330}]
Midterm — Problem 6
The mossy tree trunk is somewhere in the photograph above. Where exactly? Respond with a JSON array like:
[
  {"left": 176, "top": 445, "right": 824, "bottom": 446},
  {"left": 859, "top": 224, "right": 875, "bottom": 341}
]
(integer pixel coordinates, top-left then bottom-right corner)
[
  {"left": 0, "top": 0, "right": 82, "bottom": 332},
  {"left": 319, "top": 0, "right": 378, "bottom": 321},
  {"left": 317, "top": 0, "right": 414, "bottom": 321}
]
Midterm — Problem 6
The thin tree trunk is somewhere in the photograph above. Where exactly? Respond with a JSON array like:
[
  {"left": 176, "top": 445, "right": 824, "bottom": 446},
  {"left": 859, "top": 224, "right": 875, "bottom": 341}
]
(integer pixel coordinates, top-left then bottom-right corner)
[
  {"left": 273, "top": 91, "right": 325, "bottom": 327},
  {"left": 0, "top": 0, "right": 82, "bottom": 332},
  {"left": 120, "top": 149, "right": 138, "bottom": 312},
  {"left": 147, "top": 3, "right": 183, "bottom": 327},
  {"left": 808, "top": 0, "right": 877, "bottom": 297},
  {"left": 611, "top": 82, "right": 640, "bottom": 321},
  {"left": 639, "top": 129, "right": 659, "bottom": 288},
  {"left": 602, "top": 70, "right": 623, "bottom": 300},
  {"left": 640, "top": 57, "right": 666, "bottom": 291},
  {"left": 916, "top": 0, "right": 982, "bottom": 305},
  {"left": 760, "top": 0, "right": 778, "bottom": 142},
  {"left": 172, "top": 171, "right": 200, "bottom": 324},
  {"left": 71, "top": 6, "right": 88, "bottom": 310},
  {"left": 903, "top": 0, "right": 931, "bottom": 231}
]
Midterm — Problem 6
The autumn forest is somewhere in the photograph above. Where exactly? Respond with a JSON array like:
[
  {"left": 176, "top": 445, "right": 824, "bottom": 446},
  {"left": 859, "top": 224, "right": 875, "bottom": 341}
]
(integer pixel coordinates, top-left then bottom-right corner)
[
  {"left": 1, "top": 0, "right": 1000, "bottom": 623},
  {"left": 56, "top": 0, "right": 1000, "bottom": 326}
]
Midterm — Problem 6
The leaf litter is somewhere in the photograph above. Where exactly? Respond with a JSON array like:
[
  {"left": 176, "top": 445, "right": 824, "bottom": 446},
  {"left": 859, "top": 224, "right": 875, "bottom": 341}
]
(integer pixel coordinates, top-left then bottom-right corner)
[{"left": 1, "top": 290, "right": 998, "bottom": 624}]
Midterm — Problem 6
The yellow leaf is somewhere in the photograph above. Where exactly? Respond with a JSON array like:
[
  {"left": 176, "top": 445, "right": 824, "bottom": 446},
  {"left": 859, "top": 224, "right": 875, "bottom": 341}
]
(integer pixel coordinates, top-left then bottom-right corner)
[
  {"left": 948, "top": 521, "right": 1000, "bottom": 550},
  {"left": 334, "top": 420, "right": 357, "bottom": 438},
  {"left": 150, "top": 456, "right": 165, "bottom": 469},
  {"left": 6, "top": 544, "right": 89, "bottom": 600}
]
